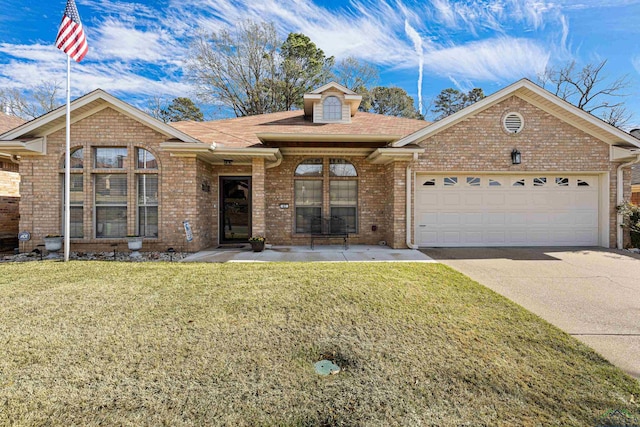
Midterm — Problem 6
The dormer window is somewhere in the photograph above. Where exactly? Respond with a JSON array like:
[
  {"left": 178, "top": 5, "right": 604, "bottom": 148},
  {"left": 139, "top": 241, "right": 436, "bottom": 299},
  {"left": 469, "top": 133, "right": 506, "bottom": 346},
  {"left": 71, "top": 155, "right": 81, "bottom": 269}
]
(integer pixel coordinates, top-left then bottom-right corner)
[{"left": 323, "top": 96, "right": 342, "bottom": 121}]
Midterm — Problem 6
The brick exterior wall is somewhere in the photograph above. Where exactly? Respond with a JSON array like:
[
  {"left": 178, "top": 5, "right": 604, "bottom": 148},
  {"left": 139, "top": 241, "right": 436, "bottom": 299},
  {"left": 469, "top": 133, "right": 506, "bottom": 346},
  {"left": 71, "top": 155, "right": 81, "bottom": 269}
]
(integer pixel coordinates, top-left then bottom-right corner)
[
  {"left": 17, "top": 107, "right": 205, "bottom": 253},
  {"left": 412, "top": 95, "right": 628, "bottom": 248}
]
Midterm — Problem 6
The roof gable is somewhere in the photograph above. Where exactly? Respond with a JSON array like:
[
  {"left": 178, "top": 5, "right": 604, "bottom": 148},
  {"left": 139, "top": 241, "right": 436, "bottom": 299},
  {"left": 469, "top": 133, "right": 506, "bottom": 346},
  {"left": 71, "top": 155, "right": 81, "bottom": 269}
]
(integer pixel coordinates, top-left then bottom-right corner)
[
  {"left": 308, "top": 81, "right": 357, "bottom": 95},
  {"left": 393, "top": 79, "right": 640, "bottom": 149},
  {"left": 303, "top": 81, "right": 362, "bottom": 119},
  {"left": 0, "top": 89, "right": 200, "bottom": 143}
]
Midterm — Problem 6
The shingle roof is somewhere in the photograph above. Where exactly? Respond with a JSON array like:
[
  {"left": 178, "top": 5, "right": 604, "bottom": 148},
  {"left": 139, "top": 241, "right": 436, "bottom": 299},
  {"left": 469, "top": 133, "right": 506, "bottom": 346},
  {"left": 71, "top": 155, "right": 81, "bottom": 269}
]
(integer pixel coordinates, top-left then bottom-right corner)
[
  {"left": 0, "top": 112, "right": 25, "bottom": 134},
  {"left": 170, "top": 110, "right": 430, "bottom": 148}
]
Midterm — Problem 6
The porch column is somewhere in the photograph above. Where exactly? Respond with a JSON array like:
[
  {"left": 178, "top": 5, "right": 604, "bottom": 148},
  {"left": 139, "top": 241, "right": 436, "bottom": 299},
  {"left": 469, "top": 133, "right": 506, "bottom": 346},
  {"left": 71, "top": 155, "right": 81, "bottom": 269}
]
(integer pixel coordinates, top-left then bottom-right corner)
[
  {"left": 252, "top": 157, "right": 266, "bottom": 237},
  {"left": 385, "top": 161, "right": 408, "bottom": 248}
]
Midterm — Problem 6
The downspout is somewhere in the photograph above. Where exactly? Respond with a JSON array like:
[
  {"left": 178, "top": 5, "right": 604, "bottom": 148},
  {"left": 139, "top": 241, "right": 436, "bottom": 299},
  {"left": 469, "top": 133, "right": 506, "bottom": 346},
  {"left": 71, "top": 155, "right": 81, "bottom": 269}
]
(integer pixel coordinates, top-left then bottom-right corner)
[
  {"left": 406, "top": 153, "right": 419, "bottom": 249},
  {"left": 616, "top": 155, "right": 640, "bottom": 249}
]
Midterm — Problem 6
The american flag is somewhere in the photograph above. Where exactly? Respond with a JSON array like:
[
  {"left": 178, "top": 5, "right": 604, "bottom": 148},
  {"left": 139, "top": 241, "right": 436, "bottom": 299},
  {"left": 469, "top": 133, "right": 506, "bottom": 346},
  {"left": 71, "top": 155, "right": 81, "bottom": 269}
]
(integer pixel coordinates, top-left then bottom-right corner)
[{"left": 55, "top": 0, "right": 88, "bottom": 62}]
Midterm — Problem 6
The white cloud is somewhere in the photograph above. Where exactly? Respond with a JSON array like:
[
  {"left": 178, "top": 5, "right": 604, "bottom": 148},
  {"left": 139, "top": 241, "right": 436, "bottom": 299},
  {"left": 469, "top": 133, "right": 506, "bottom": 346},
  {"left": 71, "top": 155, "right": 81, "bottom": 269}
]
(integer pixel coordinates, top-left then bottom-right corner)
[
  {"left": 0, "top": 43, "right": 62, "bottom": 63},
  {"left": 92, "top": 18, "right": 182, "bottom": 62},
  {"left": 632, "top": 56, "right": 640, "bottom": 75},
  {"left": 425, "top": 37, "right": 550, "bottom": 81}
]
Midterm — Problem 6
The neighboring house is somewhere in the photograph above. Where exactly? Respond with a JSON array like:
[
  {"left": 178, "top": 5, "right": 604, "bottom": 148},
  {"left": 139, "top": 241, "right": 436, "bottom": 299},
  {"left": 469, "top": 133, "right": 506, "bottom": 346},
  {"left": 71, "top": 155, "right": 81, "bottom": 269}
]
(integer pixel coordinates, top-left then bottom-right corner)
[
  {"left": 1, "top": 79, "right": 639, "bottom": 253},
  {"left": 0, "top": 111, "right": 26, "bottom": 251}
]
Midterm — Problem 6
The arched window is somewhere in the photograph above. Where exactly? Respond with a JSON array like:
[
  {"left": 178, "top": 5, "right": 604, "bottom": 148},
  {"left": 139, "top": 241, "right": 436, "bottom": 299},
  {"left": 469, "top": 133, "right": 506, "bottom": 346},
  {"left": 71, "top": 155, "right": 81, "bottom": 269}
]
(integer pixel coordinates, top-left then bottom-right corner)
[
  {"left": 323, "top": 96, "right": 342, "bottom": 121},
  {"left": 62, "top": 147, "right": 84, "bottom": 168},
  {"left": 294, "top": 158, "right": 357, "bottom": 234},
  {"left": 137, "top": 148, "right": 158, "bottom": 169},
  {"left": 294, "top": 158, "right": 323, "bottom": 176},
  {"left": 329, "top": 158, "right": 357, "bottom": 177}
]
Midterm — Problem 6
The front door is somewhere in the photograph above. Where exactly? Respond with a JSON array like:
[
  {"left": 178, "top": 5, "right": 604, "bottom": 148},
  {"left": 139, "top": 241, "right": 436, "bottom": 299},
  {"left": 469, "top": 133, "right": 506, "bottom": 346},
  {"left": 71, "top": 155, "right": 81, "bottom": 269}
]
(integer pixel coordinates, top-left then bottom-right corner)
[{"left": 220, "top": 177, "right": 251, "bottom": 243}]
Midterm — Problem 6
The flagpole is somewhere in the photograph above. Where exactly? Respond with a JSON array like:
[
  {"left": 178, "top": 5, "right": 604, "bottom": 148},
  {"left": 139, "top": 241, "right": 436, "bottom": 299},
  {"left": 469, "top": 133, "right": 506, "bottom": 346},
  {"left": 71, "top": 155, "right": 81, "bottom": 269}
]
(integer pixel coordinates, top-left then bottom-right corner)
[{"left": 64, "top": 54, "right": 71, "bottom": 262}]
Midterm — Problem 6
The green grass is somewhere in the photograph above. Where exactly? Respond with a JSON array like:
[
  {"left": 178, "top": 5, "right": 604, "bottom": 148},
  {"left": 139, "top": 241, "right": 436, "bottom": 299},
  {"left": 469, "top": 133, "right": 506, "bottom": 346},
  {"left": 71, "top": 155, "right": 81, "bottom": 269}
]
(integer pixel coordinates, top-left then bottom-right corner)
[{"left": 0, "top": 261, "right": 638, "bottom": 426}]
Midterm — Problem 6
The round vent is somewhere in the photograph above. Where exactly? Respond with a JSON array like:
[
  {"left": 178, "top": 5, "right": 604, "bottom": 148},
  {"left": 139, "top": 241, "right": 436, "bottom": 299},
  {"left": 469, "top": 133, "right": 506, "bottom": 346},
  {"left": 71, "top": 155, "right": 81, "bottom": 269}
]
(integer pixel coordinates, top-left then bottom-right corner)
[{"left": 503, "top": 112, "right": 523, "bottom": 134}]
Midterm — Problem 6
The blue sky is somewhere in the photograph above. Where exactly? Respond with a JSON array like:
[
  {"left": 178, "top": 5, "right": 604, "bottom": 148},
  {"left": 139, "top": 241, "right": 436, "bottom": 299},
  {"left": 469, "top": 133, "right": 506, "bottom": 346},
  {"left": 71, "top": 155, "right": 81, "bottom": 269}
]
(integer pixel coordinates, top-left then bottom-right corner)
[{"left": 1, "top": 0, "right": 639, "bottom": 125}]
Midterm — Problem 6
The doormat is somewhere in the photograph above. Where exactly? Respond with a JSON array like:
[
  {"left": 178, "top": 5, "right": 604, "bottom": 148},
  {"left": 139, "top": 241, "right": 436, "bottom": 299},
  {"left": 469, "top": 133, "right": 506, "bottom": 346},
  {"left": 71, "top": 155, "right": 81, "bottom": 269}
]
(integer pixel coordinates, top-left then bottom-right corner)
[{"left": 216, "top": 245, "right": 247, "bottom": 249}]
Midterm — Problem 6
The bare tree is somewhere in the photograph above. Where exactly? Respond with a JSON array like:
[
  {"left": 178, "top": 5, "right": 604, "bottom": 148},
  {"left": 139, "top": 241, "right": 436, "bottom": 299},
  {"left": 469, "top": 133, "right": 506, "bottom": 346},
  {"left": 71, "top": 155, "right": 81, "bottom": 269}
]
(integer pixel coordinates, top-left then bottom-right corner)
[
  {"left": 187, "top": 21, "right": 280, "bottom": 117},
  {"left": 537, "top": 60, "right": 632, "bottom": 127},
  {"left": 0, "top": 81, "right": 63, "bottom": 120},
  {"left": 145, "top": 95, "right": 168, "bottom": 122},
  {"left": 332, "top": 56, "right": 379, "bottom": 93}
]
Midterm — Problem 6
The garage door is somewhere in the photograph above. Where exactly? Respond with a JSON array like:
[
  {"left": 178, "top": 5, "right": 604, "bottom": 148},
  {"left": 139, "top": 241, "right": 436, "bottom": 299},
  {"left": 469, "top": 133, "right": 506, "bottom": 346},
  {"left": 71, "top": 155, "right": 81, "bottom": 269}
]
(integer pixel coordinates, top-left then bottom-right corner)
[{"left": 415, "top": 174, "right": 599, "bottom": 247}]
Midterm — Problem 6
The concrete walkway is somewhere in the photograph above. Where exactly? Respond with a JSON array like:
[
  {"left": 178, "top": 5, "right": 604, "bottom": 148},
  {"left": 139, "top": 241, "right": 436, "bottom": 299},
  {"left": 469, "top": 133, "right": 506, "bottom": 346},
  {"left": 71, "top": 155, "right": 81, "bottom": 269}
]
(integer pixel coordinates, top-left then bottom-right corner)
[
  {"left": 422, "top": 247, "right": 640, "bottom": 379},
  {"left": 183, "top": 245, "right": 436, "bottom": 263}
]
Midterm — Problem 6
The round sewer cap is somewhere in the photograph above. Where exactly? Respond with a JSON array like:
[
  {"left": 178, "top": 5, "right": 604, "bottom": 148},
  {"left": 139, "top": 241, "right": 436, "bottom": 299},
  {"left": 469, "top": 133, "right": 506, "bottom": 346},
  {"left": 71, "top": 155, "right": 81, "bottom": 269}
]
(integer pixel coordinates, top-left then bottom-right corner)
[{"left": 314, "top": 360, "right": 340, "bottom": 376}]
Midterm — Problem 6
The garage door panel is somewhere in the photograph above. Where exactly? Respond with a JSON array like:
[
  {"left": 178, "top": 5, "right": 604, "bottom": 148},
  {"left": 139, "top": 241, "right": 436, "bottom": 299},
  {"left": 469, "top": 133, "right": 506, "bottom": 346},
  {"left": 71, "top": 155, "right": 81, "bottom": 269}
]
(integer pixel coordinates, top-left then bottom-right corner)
[
  {"left": 486, "top": 194, "right": 506, "bottom": 205},
  {"left": 416, "top": 174, "right": 599, "bottom": 247},
  {"left": 464, "top": 213, "right": 483, "bottom": 226},
  {"left": 443, "top": 194, "right": 461, "bottom": 205},
  {"left": 465, "top": 194, "right": 483, "bottom": 206}
]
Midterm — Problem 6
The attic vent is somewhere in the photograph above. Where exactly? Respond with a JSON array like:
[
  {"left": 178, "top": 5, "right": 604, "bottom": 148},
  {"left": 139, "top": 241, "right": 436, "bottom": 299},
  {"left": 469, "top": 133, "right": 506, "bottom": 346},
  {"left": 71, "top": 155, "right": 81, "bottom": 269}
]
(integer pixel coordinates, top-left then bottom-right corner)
[{"left": 503, "top": 112, "right": 524, "bottom": 134}]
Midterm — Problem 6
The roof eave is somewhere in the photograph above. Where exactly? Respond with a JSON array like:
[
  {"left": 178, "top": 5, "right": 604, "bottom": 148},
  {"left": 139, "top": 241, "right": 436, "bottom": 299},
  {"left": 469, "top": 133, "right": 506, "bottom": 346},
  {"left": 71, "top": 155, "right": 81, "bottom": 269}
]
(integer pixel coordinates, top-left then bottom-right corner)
[
  {"left": 257, "top": 133, "right": 400, "bottom": 143},
  {"left": 0, "top": 137, "right": 46, "bottom": 155},
  {"left": 367, "top": 147, "right": 425, "bottom": 165}
]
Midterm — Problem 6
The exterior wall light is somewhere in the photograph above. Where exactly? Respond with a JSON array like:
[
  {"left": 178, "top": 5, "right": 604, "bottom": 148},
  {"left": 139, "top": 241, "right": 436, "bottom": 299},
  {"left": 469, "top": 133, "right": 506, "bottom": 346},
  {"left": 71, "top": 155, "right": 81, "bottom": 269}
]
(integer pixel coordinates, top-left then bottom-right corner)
[
  {"left": 223, "top": 159, "right": 233, "bottom": 166},
  {"left": 511, "top": 148, "right": 521, "bottom": 165}
]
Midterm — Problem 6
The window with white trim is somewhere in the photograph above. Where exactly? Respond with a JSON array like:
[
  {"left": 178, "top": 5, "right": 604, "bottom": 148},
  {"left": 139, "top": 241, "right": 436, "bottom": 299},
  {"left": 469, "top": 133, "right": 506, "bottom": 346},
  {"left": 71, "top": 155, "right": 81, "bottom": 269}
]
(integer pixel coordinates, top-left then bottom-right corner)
[
  {"left": 323, "top": 96, "right": 342, "bottom": 121},
  {"left": 444, "top": 177, "right": 458, "bottom": 186}
]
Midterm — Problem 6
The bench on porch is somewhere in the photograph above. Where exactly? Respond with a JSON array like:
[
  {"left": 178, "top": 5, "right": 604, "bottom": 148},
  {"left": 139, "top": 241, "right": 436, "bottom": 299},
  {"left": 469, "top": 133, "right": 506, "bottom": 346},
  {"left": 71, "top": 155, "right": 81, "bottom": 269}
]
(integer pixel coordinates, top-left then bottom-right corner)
[{"left": 310, "top": 216, "right": 349, "bottom": 250}]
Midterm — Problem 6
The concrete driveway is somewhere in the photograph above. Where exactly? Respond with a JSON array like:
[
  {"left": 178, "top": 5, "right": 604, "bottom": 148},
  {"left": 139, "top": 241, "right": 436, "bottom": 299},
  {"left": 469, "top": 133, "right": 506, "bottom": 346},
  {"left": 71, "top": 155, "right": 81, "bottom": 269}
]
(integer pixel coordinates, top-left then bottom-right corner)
[{"left": 422, "top": 247, "right": 640, "bottom": 379}]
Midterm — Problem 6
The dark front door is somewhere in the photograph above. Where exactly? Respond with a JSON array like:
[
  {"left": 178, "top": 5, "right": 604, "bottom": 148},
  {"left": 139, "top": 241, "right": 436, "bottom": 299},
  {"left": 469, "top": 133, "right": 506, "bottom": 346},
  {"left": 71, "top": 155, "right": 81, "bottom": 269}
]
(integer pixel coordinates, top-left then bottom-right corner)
[{"left": 220, "top": 177, "right": 251, "bottom": 243}]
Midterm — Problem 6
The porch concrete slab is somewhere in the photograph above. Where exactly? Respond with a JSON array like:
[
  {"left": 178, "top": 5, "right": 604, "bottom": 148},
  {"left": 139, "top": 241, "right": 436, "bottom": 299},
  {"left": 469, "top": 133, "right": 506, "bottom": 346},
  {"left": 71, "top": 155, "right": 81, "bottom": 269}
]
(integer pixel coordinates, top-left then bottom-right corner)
[
  {"left": 422, "top": 247, "right": 640, "bottom": 379},
  {"left": 182, "top": 245, "right": 435, "bottom": 263}
]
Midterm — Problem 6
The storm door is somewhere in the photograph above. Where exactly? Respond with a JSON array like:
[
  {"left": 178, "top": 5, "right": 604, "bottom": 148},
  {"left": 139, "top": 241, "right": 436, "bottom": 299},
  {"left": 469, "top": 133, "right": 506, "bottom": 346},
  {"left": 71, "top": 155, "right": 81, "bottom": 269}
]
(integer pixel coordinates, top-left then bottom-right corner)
[{"left": 220, "top": 177, "right": 251, "bottom": 243}]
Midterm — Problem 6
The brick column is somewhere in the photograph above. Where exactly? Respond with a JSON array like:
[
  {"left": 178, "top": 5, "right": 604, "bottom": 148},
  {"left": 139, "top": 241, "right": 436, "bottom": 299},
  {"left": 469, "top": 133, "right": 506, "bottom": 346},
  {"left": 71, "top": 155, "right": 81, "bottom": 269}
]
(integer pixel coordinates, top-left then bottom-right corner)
[
  {"left": 385, "top": 161, "right": 408, "bottom": 249},
  {"left": 252, "top": 157, "right": 266, "bottom": 237}
]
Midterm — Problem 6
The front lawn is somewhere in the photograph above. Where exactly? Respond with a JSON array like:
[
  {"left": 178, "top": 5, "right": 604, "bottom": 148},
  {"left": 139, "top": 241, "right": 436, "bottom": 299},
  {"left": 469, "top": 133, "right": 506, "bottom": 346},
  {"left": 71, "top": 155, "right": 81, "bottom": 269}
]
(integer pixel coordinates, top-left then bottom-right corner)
[{"left": 0, "top": 262, "right": 638, "bottom": 426}]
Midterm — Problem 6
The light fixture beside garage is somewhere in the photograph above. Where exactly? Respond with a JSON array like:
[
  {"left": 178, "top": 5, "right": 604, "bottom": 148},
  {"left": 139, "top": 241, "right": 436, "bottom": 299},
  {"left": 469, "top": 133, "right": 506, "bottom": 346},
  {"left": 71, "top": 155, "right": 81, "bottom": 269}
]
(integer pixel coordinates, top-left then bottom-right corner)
[{"left": 511, "top": 148, "right": 522, "bottom": 165}]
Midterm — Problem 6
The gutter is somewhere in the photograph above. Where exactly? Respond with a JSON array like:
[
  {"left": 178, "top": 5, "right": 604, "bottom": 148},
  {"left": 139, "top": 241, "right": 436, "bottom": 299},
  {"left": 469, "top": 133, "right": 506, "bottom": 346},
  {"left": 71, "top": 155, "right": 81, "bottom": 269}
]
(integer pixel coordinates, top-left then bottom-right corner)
[
  {"left": 406, "top": 153, "right": 419, "bottom": 249},
  {"left": 616, "top": 155, "right": 640, "bottom": 249}
]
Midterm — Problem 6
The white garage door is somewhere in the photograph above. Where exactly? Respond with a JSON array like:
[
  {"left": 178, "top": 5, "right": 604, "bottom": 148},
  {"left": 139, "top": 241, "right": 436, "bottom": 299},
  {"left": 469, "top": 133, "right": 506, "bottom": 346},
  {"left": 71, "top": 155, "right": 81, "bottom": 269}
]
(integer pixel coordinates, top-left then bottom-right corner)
[{"left": 415, "top": 174, "right": 599, "bottom": 247}]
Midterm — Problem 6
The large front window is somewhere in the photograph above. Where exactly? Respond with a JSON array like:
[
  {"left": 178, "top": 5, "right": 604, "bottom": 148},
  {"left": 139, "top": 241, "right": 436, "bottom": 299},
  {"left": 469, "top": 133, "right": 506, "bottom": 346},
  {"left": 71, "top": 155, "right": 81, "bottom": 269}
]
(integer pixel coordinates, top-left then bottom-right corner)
[
  {"left": 95, "top": 174, "right": 127, "bottom": 238},
  {"left": 137, "top": 174, "right": 158, "bottom": 237},
  {"left": 60, "top": 146, "right": 160, "bottom": 239},
  {"left": 294, "top": 158, "right": 358, "bottom": 233},
  {"left": 294, "top": 180, "right": 322, "bottom": 233}
]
